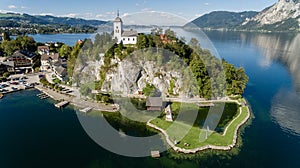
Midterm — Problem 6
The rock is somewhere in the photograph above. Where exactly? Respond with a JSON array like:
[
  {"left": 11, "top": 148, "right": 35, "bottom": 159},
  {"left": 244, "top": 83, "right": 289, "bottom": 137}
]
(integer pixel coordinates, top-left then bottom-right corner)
[{"left": 243, "top": 0, "right": 300, "bottom": 27}]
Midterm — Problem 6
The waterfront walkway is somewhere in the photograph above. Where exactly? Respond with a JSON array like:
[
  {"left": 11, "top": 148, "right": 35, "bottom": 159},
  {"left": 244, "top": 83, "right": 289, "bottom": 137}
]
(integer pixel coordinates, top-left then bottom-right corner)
[{"left": 35, "top": 85, "right": 119, "bottom": 112}]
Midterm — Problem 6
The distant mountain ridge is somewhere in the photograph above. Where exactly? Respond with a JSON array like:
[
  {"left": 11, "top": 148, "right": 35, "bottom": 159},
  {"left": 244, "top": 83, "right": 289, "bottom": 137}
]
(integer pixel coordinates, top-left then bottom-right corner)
[
  {"left": 187, "top": 0, "right": 300, "bottom": 32},
  {"left": 0, "top": 12, "right": 106, "bottom": 27},
  {"left": 186, "top": 11, "right": 258, "bottom": 29}
]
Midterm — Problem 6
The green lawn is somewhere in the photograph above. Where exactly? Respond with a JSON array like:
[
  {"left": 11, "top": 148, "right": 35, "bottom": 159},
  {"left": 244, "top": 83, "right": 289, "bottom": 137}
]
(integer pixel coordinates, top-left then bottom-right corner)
[{"left": 150, "top": 104, "right": 249, "bottom": 149}]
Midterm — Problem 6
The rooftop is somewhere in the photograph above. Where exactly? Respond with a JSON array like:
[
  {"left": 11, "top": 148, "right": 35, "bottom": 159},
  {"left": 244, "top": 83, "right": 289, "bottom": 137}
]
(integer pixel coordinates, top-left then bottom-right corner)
[
  {"left": 146, "top": 97, "right": 163, "bottom": 107},
  {"left": 11, "top": 50, "right": 35, "bottom": 58},
  {"left": 41, "top": 53, "right": 59, "bottom": 61},
  {"left": 122, "top": 30, "right": 138, "bottom": 37},
  {"left": 37, "top": 46, "right": 50, "bottom": 51}
]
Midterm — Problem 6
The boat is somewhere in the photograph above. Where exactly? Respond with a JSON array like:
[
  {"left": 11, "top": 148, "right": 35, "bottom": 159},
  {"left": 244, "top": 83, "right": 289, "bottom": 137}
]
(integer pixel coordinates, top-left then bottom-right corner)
[{"left": 0, "top": 93, "right": 3, "bottom": 99}]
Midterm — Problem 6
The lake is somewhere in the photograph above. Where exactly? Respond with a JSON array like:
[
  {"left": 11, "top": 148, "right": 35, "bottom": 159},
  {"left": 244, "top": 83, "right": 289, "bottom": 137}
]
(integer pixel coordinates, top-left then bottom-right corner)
[
  {"left": 1, "top": 30, "right": 300, "bottom": 167},
  {"left": 29, "top": 33, "right": 96, "bottom": 46}
]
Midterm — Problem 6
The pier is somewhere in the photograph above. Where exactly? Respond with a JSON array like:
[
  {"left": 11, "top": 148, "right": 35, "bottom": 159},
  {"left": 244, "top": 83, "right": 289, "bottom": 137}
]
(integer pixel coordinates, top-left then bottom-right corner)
[
  {"left": 55, "top": 101, "right": 69, "bottom": 108},
  {"left": 37, "top": 93, "right": 49, "bottom": 100},
  {"left": 79, "top": 107, "right": 93, "bottom": 113},
  {"left": 150, "top": 151, "right": 160, "bottom": 158}
]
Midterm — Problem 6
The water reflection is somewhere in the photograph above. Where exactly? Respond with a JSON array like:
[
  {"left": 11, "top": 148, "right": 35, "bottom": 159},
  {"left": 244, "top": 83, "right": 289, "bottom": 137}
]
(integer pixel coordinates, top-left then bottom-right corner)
[
  {"left": 271, "top": 90, "right": 300, "bottom": 136},
  {"left": 248, "top": 33, "right": 300, "bottom": 92},
  {"left": 248, "top": 32, "right": 300, "bottom": 136}
]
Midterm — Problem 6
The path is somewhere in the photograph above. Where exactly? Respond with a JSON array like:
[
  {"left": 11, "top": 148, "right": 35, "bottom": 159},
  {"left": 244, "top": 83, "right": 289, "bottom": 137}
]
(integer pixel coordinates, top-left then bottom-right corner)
[{"left": 146, "top": 99, "right": 251, "bottom": 154}]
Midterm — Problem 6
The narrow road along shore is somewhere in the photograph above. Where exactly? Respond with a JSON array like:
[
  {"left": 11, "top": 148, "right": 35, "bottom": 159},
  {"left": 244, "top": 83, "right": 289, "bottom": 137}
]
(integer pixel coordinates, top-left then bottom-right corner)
[{"left": 35, "top": 85, "right": 119, "bottom": 112}]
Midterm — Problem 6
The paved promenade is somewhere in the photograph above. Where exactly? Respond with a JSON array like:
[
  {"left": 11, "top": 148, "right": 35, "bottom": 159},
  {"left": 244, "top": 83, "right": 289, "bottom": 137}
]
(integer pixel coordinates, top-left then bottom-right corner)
[{"left": 35, "top": 85, "right": 119, "bottom": 112}]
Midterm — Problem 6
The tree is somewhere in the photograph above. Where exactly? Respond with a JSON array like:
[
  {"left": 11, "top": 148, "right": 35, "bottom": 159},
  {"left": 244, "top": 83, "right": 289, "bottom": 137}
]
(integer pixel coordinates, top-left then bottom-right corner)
[
  {"left": 2, "top": 72, "right": 10, "bottom": 78},
  {"left": 189, "top": 38, "right": 200, "bottom": 48},
  {"left": 151, "top": 27, "right": 163, "bottom": 35},
  {"left": 59, "top": 44, "right": 71, "bottom": 57},
  {"left": 3, "top": 32, "right": 11, "bottom": 41},
  {"left": 164, "top": 29, "right": 176, "bottom": 39},
  {"left": 1, "top": 39, "right": 22, "bottom": 56},
  {"left": 137, "top": 34, "right": 149, "bottom": 49},
  {"left": 15, "top": 36, "right": 36, "bottom": 52}
]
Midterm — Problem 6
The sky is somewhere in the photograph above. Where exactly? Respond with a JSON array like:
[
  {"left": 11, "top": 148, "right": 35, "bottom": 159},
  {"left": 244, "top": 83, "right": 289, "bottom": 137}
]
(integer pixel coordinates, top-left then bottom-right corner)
[{"left": 0, "top": 0, "right": 278, "bottom": 21}]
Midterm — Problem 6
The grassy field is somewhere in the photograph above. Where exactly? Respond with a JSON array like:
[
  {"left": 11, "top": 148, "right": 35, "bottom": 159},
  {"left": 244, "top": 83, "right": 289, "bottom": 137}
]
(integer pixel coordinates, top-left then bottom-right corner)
[{"left": 150, "top": 103, "right": 249, "bottom": 149}]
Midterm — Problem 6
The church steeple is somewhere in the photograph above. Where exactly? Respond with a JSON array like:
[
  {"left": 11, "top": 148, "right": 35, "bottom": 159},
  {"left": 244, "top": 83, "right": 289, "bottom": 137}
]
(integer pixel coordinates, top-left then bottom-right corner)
[{"left": 113, "top": 10, "right": 123, "bottom": 43}]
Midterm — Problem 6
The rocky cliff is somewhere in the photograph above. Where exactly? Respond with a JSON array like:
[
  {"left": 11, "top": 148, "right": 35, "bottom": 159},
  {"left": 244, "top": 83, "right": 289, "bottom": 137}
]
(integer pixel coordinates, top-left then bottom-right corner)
[
  {"left": 75, "top": 49, "right": 196, "bottom": 98},
  {"left": 242, "top": 0, "right": 300, "bottom": 31}
]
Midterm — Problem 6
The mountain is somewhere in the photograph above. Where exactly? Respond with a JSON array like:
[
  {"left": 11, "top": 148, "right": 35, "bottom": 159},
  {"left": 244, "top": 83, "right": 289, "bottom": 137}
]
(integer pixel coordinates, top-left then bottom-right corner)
[
  {"left": 186, "top": 0, "right": 300, "bottom": 32},
  {"left": 0, "top": 13, "right": 106, "bottom": 27},
  {"left": 185, "top": 11, "right": 258, "bottom": 29},
  {"left": 242, "top": 0, "right": 300, "bottom": 31}
]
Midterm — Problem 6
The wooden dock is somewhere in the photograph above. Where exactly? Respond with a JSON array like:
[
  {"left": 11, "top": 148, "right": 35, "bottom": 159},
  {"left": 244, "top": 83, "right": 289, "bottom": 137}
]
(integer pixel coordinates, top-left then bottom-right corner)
[
  {"left": 55, "top": 101, "right": 69, "bottom": 108},
  {"left": 37, "top": 93, "right": 49, "bottom": 100},
  {"left": 151, "top": 151, "right": 160, "bottom": 158},
  {"left": 79, "top": 107, "right": 93, "bottom": 113}
]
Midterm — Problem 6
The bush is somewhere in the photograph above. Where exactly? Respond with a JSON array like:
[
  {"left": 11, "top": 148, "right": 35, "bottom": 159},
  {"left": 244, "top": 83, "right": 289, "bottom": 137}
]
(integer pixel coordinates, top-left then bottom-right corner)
[{"left": 2, "top": 72, "right": 10, "bottom": 78}]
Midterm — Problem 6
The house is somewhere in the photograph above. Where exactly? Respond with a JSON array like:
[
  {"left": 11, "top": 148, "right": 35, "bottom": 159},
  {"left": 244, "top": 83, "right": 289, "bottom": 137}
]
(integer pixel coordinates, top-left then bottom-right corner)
[
  {"left": 7, "top": 50, "right": 38, "bottom": 72},
  {"left": 53, "top": 65, "right": 68, "bottom": 81},
  {"left": 113, "top": 11, "right": 138, "bottom": 45},
  {"left": 40, "top": 53, "right": 59, "bottom": 71},
  {"left": 0, "top": 61, "right": 15, "bottom": 75},
  {"left": 160, "top": 34, "right": 176, "bottom": 44},
  {"left": 37, "top": 46, "right": 50, "bottom": 55},
  {"left": 146, "top": 97, "right": 163, "bottom": 111}
]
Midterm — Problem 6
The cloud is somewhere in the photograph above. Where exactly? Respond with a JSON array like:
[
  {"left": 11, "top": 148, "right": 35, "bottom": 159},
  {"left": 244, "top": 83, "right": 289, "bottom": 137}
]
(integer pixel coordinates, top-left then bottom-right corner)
[
  {"left": 21, "top": 6, "right": 28, "bottom": 9},
  {"left": 204, "top": 3, "right": 210, "bottom": 6},
  {"left": 135, "top": 3, "right": 140, "bottom": 6},
  {"left": 195, "top": 13, "right": 203, "bottom": 17},
  {"left": 141, "top": 8, "right": 152, "bottom": 12},
  {"left": 96, "top": 14, "right": 104, "bottom": 18},
  {"left": 121, "top": 13, "right": 130, "bottom": 17},
  {"left": 106, "top": 11, "right": 115, "bottom": 15},
  {"left": 39, "top": 13, "right": 54, "bottom": 16},
  {"left": 121, "top": 11, "right": 188, "bottom": 26},
  {"left": 65, "top": 13, "right": 78, "bottom": 18},
  {"left": 8, "top": 5, "right": 17, "bottom": 9}
]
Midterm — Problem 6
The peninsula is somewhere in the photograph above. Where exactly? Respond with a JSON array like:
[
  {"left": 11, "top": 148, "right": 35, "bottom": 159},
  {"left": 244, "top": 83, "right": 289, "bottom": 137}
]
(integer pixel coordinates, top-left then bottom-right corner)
[{"left": 0, "top": 13, "right": 251, "bottom": 155}]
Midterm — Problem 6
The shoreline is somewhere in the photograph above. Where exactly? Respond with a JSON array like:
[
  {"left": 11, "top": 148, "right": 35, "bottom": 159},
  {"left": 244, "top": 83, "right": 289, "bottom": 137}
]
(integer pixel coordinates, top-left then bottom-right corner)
[
  {"left": 3, "top": 83, "right": 251, "bottom": 154},
  {"left": 147, "top": 99, "right": 251, "bottom": 154},
  {"left": 34, "top": 85, "right": 119, "bottom": 112}
]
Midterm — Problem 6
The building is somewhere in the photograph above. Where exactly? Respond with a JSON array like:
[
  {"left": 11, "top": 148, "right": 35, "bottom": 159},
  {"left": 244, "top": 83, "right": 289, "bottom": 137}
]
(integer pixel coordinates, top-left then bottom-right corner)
[
  {"left": 37, "top": 46, "right": 50, "bottom": 55},
  {"left": 146, "top": 97, "right": 163, "bottom": 111},
  {"left": 53, "top": 65, "right": 68, "bottom": 81},
  {"left": 7, "top": 50, "right": 38, "bottom": 72},
  {"left": 40, "top": 53, "right": 59, "bottom": 71},
  {"left": 0, "top": 61, "right": 15, "bottom": 75},
  {"left": 113, "top": 11, "right": 137, "bottom": 45}
]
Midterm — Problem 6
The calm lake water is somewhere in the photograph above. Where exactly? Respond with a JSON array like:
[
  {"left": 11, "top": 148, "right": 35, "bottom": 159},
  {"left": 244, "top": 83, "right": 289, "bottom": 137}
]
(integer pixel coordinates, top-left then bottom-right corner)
[
  {"left": 29, "top": 33, "right": 96, "bottom": 46},
  {"left": 1, "top": 30, "right": 300, "bottom": 167}
]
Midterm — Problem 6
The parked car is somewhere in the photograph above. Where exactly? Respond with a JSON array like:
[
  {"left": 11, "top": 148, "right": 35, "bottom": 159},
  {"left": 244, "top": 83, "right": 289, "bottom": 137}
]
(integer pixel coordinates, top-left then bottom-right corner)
[
  {"left": 11, "top": 87, "right": 18, "bottom": 91},
  {"left": 10, "top": 81, "right": 19, "bottom": 85}
]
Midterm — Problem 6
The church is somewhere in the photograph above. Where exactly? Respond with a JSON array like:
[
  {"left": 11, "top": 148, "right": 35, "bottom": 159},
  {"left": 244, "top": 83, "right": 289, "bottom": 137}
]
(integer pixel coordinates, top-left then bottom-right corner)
[{"left": 113, "top": 11, "right": 138, "bottom": 45}]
